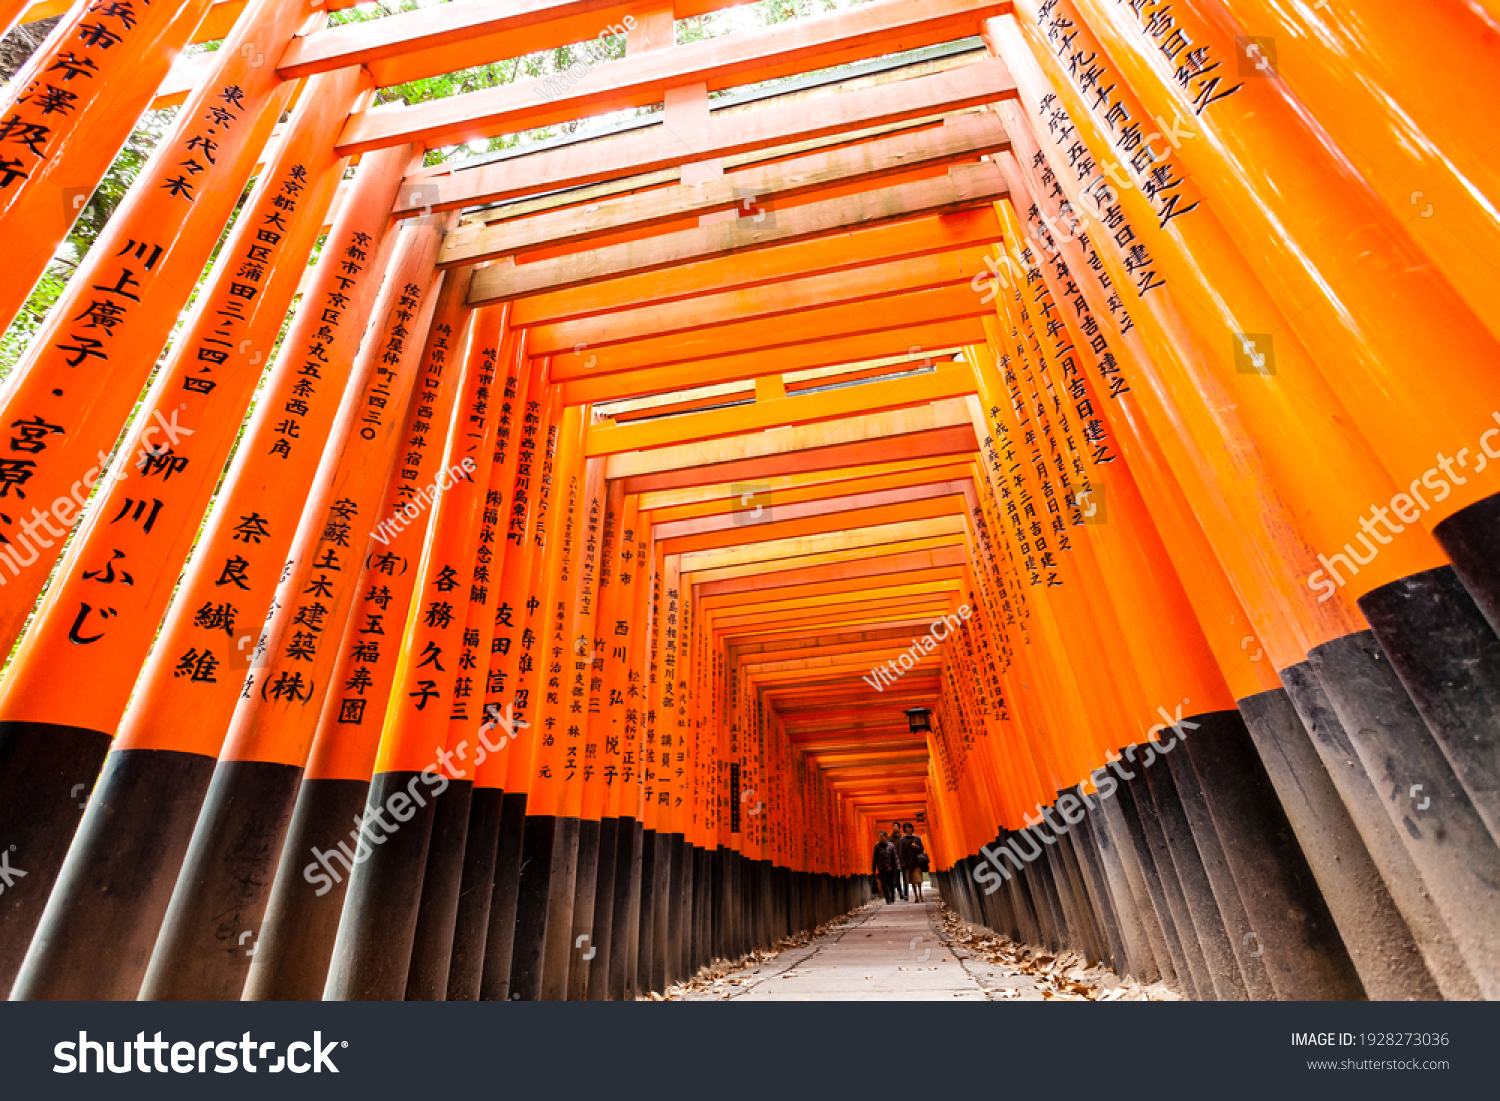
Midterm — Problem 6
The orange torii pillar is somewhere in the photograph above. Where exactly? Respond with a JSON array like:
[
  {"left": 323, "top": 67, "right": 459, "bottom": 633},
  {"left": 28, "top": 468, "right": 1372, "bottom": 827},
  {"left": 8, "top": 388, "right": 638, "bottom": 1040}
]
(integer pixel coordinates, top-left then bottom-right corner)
[
  {"left": 2, "top": 119, "right": 401, "bottom": 1005},
  {"left": 547, "top": 448, "right": 608, "bottom": 1001},
  {"left": 570, "top": 481, "right": 632, "bottom": 998},
  {"left": 0, "top": 57, "right": 295, "bottom": 993},
  {"left": 442, "top": 340, "right": 539, "bottom": 1001},
  {"left": 609, "top": 511, "right": 654, "bottom": 999},
  {"left": 993, "top": 9, "right": 1500, "bottom": 997},
  {"left": 242, "top": 273, "right": 474, "bottom": 1002},
  {"left": 508, "top": 401, "right": 590, "bottom": 1000},
  {"left": 0, "top": 0, "right": 218, "bottom": 331},
  {"left": 979, "top": 260, "right": 1234, "bottom": 995},
  {"left": 138, "top": 226, "right": 451, "bottom": 1001},
  {"left": 1003, "top": 0, "right": 1500, "bottom": 992},
  {"left": 660, "top": 553, "right": 689, "bottom": 987},
  {"left": 323, "top": 304, "right": 507, "bottom": 1000},
  {"left": 473, "top": 362, "right": 560, "bottom": 1001},
  {"left": 640, "top": 543, "right": 672, "bottom": 992},
  {"left": 994, "top": 142, "right": 1428, "bottom": 1001},
  {"left": 400, "top": 315, "right": 518, "bottom": 1002},
  {"left": 0, "top": 1, "right": 309, "bottom": 651}
]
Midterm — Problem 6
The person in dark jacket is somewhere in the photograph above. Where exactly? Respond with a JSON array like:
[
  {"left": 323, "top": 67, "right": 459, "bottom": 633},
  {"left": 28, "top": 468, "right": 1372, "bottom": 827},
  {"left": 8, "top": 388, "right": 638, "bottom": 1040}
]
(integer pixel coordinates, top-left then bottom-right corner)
[
  {"left": 872, "top": 832, "right": 898, "bottom": 904},
  {"left": 899, "top": 822, "right": 926, "bottom": 902},
  {"left": 892, "top": 820, "right": 909, "bottom": 899}
]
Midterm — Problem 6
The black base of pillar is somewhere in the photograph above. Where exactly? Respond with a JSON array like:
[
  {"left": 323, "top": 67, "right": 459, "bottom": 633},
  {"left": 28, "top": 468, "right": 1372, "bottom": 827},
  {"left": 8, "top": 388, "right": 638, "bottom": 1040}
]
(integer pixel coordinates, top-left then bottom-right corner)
[
  {"left": 586, "top": 816, "right": 618, "bottom": 1001},
  {"left": 510, "top": 812, "right": 556, "bottom": 1001},
  {"left": 478, "top": 791, "right": 527, "bottom": 1001},
  {"left": 140, "top": 758, "right": 303, "bottom": 1001},
  {"left": 324, "top": 771, "right": 452, "bottom": 1000},
  {"left": 0, "top": 721, "right": 112, "bottom": 996},
  {"left": 1255, "top": 676, "right": 1443, "bottom": 1000},
  {"left": 637, "top": 828, "right": 658, "bottom": 995},
  {"left": 1433, "top": 488, "right": 1500, "bottom": 638},
  {"left": 405, "top": 778, "right": 475, "bottom": 1000},
  {"left": 539, "top": 816, "right": 580, "bottom": 1001},
  {"left": 565, "top": 817, "right": 600, "bottom": 1001},
  {"left": 1308, "top": 630, "right": 1500, "bottom": 997},
  {"left": 11, "top": 745, "right": 213, "bottom": 1001},
  {"left": 243, "top": 776, "right": 370, "bottom": 1001},
  {"left": 611, "top": 818, "right": 642, "bottom": 1001},
  {"left": 1182, "top": 709, "right": 1364, "bottom": 1000},
  {"left": 445, "top": 785, "right": 504, "bottom": 1001},
  {"left": 1358, "top": 565, "right": 1500, "bottom": 845}
]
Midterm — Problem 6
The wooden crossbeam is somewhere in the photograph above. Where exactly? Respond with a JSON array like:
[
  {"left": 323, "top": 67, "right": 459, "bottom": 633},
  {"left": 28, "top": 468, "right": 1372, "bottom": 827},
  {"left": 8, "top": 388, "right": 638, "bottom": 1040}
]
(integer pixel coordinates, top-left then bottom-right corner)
[
  {"left": 562, "top": 319, "right": 983, "bottom": 404},
  {"left": 660, "top": 480, "right": 970, "bottom": 539},
  {"left": 678, "top": 516, "right": 967, "bottom": 572},
  {"left": 530, "top": 247, "right": 990, "bottom": 355},
  {"left": 339, "top": 0, "right": 1010, "bottom": 155},
  {"left": 695, "top": 543, "right": 969, "bottom": 593},
  {"left": 704, "top": 565, "right": 967, "bottom": 612},
  {"left": 648, "top": 462, "right": 975, "bottom": 524},
  {"left": 682, "top": 534, "right": 966, "bottom": 586},
  {"left": 561, "top": 286, "right": 985, "bottom": 383},
  {"left": 469, "top": 162, "right": 1004, "bottom": 303},
  {"left": 713, "top": 602, "right": 955, "bottom": 637},
  {"left": 440, "top": 112, "right": 1006, "bottom": 266},
  {"left": 281, "top": 0, "right": 643, "bottom": 85},
  {"left": 150, "top": 0, "right": 756, "bottom": 106},
  {"left": 526, "top": 205, "right": 1000, "bottom": 327},
  {"left": 587, "top": 368, "right": 978, "bottom": 455},
  {"left": 662, "top": 494, "right": 968, "bottom": 555},
  {"left": 732, "top": 623, "right": 941, "bottom": 655},
  {"left": 638, "top": 455, "right": 958, "bottom": 510},
  {"left": 619, "top": 423, "right": 978, "bottom": 492},
  {"left": 392, "top": 58, "right": 1014, "bottom": 213},
  {"left": 606, "top": 397, "right": 974, "bottom": 478}
]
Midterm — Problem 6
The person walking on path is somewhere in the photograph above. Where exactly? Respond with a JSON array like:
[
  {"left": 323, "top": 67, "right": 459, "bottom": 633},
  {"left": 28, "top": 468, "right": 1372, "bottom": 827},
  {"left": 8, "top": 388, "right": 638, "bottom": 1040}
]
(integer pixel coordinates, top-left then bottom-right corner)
[
  {"left": 892, "top": 820, "right": 909, "bottom": 899},
  {"left": 900, "top": 822, "right": 927, "bottom": 903},
  {"left": 872, "top": 831, "right": 898, "bottom": 904}
]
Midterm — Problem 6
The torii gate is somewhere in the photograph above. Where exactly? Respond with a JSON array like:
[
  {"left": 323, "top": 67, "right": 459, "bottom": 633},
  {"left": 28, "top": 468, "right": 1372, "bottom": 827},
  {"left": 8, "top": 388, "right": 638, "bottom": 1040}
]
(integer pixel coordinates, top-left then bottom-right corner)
[{"left": 0, "top": 0, "right": 1496, "bottom": 1007}]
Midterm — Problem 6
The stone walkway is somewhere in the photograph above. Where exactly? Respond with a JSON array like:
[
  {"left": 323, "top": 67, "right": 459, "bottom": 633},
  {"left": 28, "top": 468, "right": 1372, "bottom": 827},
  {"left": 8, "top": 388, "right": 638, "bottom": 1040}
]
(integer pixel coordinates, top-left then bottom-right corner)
[{"left": 677, "top": 896, "right": 1058, "bottom": 1001}]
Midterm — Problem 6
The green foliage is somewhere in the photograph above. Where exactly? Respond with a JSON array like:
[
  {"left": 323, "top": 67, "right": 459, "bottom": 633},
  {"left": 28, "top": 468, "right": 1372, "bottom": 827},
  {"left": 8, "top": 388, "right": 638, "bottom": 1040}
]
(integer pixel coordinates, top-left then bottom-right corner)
[{"left": 679, "top": 0, "right": 865, "bottom": 45}]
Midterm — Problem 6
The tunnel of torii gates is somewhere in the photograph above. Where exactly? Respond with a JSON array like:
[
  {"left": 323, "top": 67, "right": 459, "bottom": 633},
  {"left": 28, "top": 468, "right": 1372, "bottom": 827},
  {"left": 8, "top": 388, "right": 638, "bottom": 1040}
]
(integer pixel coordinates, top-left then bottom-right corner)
[{"left": 0, "top": 0, "right": 1494, "bottom": 1007}]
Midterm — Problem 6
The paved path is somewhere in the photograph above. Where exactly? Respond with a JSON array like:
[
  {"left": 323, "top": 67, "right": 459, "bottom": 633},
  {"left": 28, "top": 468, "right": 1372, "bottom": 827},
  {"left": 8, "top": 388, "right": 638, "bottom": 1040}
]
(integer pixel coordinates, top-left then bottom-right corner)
[{"left": 679, "top": 897, "right": 1052, "bottom": 1001}]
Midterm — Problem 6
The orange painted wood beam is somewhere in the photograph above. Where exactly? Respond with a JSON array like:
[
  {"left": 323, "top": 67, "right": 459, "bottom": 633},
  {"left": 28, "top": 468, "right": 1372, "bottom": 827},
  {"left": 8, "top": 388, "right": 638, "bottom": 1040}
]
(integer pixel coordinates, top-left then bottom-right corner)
[
  {"left": 442, "top": 112, "right": 1006, "bottom": 266},
  {"left": 679, "top": 534, "right": 966, "bottom": 586},
  {"left": 519, "top": 206, "right": 1001, "bottom": 326},
  {"left": 339, "top": 0, "right": 1011, "bottom": 155},
  {"left": 707, "top": 571, "right": 968, "bottom": 616},
  {"left": 770, "top": 678, "right": 940, "bottom": 702},
  {"left": 637, "top": 455, "right": 958, "bottom": 511},
  {"left": 619, "top": 424, "right": 977, "bottom": 492},
  {"left": 609, "top": 399, "right": 975, "bottom": 478},
  {"left": 660, "top": 479, "right": 971, "bottom": 540},
  {"left": 681, "top": 518, "right": 970, "bottom": 575},
  {"left": 731, "top": 622, "right": 943, "bottom": 656},
  {"left": 706, "top": 566, "right": 968, "bottom": 614},
  {"left": 397, "top": 58, "right": 1012, "bottom": 216},
  {"left": 560, "top": 320, "right": 984, "bottom": 404},
  {"left": 587, "top": 368, "right": 978, "bottom": 455},
  {"left": 531, "top": 247, "right": 991, "bottom": 355},
  {"left": 649, "top": 463, "right": 975, "bottom": 525},
  {"left": 558, "top": 285, "right": 991, "bottom": 379},
  {"left": 664, "top": 494, "right": 967, "bottom": 555},
  {"left": 716, "top": 613, "right": 957, "bottom": 648},
  {"left": 471, "top": 163, "right": 1004, "bottom": 302},
  {"left": 710, "top": 596, "right": 954, "bottom": 636},
  {"left": 696, "top": 543, "right": 969, "bottom": 593}
]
